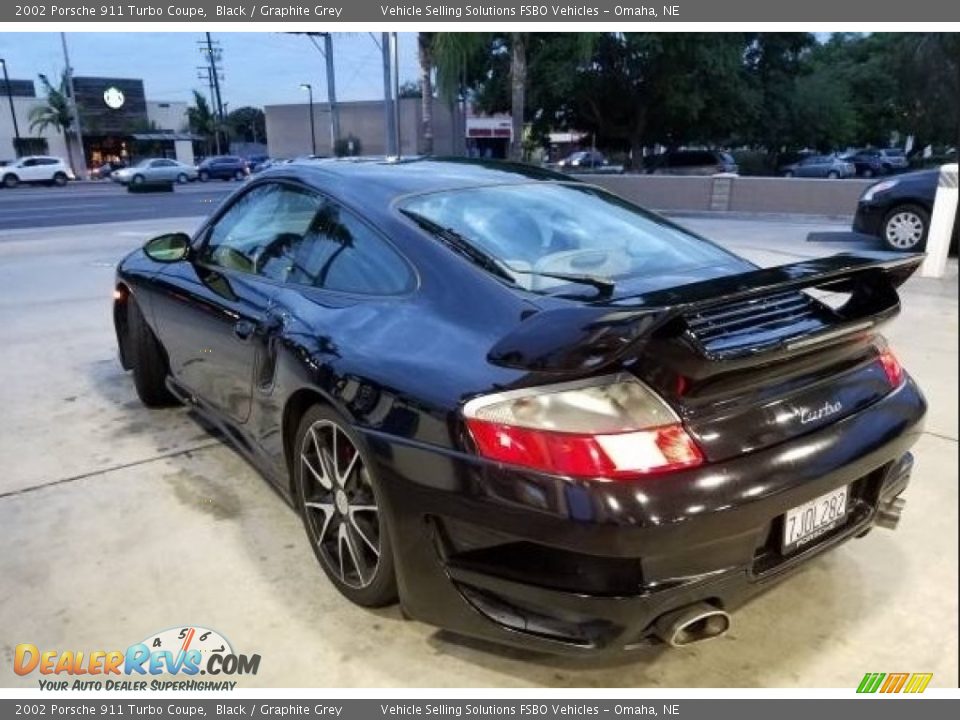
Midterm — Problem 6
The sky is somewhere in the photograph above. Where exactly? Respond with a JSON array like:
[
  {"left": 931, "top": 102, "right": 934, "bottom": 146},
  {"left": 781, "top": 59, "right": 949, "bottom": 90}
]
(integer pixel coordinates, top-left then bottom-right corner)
[{"left": 0, "top": 32, "right": 422, "bottom": 109}]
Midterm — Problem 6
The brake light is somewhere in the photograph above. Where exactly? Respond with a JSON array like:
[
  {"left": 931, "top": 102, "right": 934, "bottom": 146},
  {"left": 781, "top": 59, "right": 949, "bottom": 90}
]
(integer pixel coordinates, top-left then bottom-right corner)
[
  {"left": 879, "top": 349, "right": 904, "bottom": 388},
  {"left": 463, "top": 375, "right": 703, "bottom": 478}
]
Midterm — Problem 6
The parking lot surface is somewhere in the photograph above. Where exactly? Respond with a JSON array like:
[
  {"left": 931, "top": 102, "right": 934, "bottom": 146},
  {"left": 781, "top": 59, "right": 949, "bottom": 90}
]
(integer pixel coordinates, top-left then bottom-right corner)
[{"left": 0, "top": 211, "right": 956, "bottom": 688}]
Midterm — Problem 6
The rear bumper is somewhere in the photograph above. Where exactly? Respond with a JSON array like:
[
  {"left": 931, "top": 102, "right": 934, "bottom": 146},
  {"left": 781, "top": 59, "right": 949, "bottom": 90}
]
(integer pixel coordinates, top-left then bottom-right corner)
[{"left": 364, "top": 378, "right": 926, "bottom": 655}]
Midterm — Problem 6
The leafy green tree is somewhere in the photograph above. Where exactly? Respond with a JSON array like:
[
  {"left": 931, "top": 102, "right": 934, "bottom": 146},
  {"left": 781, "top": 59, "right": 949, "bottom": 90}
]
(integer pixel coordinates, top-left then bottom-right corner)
[
  {"left": 187, "top": 90, "right": 218, "bottom": 155},
  {"left": 225, "top": 106, "right": 266, "bottom": 144},
  {"left": 28, "top": 73, "right": 77, "bottom": 168}
]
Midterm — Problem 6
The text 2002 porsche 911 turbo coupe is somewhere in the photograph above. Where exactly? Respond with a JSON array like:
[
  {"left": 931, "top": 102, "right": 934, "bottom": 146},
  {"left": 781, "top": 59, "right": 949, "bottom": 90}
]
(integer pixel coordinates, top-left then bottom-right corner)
[{"left": 114, "top": 158, "right": 926, "bottom": 654}]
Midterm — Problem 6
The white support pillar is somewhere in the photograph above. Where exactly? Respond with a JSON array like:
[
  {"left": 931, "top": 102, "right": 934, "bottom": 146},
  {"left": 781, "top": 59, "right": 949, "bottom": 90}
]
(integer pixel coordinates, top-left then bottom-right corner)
[{"left": 920, "top": 163, "right": 958, "bottom": 279}]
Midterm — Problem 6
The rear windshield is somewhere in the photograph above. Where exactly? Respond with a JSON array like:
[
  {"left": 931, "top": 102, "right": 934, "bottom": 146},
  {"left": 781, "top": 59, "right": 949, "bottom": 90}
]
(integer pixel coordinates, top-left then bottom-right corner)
[{"left": 399, "top": 182, "right": 737, "bottom": 293}]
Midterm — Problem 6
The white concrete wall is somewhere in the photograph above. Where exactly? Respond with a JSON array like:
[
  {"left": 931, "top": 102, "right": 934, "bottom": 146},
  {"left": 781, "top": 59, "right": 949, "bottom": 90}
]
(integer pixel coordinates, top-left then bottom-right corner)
[
  {"left": 146, "top": 101, "right": 188, "bottom": 132},
  {"left": 0, "top": 96, "right": 69, "bottom": 160}
]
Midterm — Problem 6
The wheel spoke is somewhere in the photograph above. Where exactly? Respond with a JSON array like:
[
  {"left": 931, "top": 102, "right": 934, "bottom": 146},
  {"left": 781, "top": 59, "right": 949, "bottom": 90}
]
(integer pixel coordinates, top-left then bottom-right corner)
[
  {"left": 339, "top": 523, "right": 366, "bottom": 585},
  {"left": 304, "top": 502, "right": 335, "bottom": 545},
  {"left": 347, "top": 507, "right": 380, "bottom": 557},
  {"left": 338, "top": 449, "right": 360, "bottom": 488},
  {"left": 301, "top": 453, "right": 331, "bottom": 491}
]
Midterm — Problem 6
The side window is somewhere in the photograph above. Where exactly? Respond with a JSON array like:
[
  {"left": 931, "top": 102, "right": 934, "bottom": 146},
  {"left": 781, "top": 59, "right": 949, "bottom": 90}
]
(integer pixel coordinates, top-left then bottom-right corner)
[
  {"left": 265, "top": 199, "right": 413, "bottom": 295},
  {"left": 199, "top": 183, "right": 322, "bottom": 276}
]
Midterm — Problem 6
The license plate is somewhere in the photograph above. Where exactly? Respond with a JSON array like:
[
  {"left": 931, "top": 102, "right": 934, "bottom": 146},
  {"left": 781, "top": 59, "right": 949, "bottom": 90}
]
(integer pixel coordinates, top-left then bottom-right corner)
[{"left": 782, "top": 486, "right": 848, "bottom": 552}]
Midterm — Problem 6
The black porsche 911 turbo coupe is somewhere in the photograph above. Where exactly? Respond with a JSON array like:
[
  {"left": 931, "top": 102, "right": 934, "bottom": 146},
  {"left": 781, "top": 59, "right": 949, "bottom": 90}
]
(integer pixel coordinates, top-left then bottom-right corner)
[{"left": 114, "top": 158, "right": 926, "bottom": 654}]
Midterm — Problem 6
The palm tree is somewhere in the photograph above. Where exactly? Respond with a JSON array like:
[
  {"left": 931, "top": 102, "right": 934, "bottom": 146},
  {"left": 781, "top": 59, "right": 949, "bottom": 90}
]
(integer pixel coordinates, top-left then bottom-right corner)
[
  {"left": 417, "top": 32, "right": 435, "bottom": 155},
  {"left": 431, "top": 33, "right": 530, "bottom": 161},
  {"left": 508, "top": 33, "right": 528, "bottom": 162},
  {"left": 29, "top": 73, "right": 76, "bottom": 169},
  {"left": 187, "top": 90, "right": 218, "bottom": 156}
]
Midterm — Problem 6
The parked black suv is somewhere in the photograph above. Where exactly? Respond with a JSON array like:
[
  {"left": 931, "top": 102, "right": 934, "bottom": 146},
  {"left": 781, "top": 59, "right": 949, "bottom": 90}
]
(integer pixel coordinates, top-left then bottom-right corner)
[{"left": 197, "top": 156, "right": 249, "bottom": 182}]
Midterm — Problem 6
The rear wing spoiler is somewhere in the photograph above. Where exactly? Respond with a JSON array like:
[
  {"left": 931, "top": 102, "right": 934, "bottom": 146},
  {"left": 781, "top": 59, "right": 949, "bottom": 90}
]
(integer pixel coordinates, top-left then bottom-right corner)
[{"left": 489, "top": 252, "right": 923, "bottom": 373}]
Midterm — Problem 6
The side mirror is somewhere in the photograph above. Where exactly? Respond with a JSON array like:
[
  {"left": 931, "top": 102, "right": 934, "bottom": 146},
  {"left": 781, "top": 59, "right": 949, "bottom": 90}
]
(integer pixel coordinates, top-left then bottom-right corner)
[{"left": 144, "top": 232, "right": 191, "bottom": 263}]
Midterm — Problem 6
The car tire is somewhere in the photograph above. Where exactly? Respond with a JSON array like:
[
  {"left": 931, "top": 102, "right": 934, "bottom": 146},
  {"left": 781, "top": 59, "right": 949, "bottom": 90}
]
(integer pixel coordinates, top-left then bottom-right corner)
[
  {"left": 131, "top": 174, "right": 145, "bottom": 186},
  {"left": 862, "top": 168, "right": 874, "bottom": 178},
  {"left": 882, "top": 204, "right": 929, "bottom": 252},
  {"left": 3, "top": 173, "right": 18, "bottom": 189},
  {"left": 827, "top": 171, "right": 839, "bottom": 179},
  {"left": 53, "top": 172, "right": 68, "bottom": 186},
  {"left": 199, "top": 171, "right": 209, "bottom": 182},
  {"left": 126, "top": 296, "right": 178, "bottom": 407},
  {"left": 176, "top": 173, "right": 188, "bottom": 184},
  {"left": 783, "top": 170, "right": 794, "bottom": 178},
  {"left": 233, "top": 170, "right": 244, "bottom": 181},
  {"left": 293, "top": 404, "right": 398, "bottom": 608}
]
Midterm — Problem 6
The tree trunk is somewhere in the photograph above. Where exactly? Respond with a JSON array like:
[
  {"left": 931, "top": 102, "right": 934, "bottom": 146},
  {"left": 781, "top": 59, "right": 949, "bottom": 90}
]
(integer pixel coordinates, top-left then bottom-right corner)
[
  {"left": 418, "top": 33, "right": 434, "bottom": 156},
  {"left": 509, "top": 33, "right": 527, "bottom": 162}
]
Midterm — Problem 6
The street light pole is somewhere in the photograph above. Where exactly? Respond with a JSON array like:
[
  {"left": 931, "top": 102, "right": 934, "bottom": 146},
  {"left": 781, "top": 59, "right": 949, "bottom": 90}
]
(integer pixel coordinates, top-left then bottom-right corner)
[
  {"left": 0, "top": 59, "right": 22, "bottom": 157},
  {"left": 300, "top": 83, "right": 316, "bottom": 156}
]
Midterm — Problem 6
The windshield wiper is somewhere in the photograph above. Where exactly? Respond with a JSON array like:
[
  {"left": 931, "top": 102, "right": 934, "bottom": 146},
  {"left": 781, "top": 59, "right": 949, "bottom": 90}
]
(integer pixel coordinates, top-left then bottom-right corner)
[
  {"left": 400, "top": 210, "right": 518, "bottom": 285},
  {"left": 510, "top": 269, "right": 616, "bottom": 299},
  {"left": 401, "top": 209, "right": 615, "bottom": 299}
]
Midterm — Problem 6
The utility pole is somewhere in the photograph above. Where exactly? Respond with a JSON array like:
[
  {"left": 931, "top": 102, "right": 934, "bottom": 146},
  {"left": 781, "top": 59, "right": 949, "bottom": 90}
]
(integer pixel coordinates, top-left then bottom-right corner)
[
  {"left": 390, "top": 32, "right": 401, "bottom": 157},
  {"left": 323, "top": 33, "right": 339, "bottom": 148},
  {"left": 380, "top": 33, "right": 395, "bottom": 156},
  {"left": 300, "top": 83, "right": 316, "bottom": 156},
  {"left": 0, "top": 59, "right": 21, "bottom": 157},
  {"left": 60, "top": 33, "right": 86, "bottom": 179},
  {"left": 201, "top": 33, "right": 225, "bottom": 153},
  {"left": 195, "top": 66, "right": 220, "bottom": 154}
]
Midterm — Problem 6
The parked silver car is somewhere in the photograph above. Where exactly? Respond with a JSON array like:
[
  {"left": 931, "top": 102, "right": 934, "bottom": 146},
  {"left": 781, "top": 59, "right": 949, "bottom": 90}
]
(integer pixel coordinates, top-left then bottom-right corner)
[
  {"left": 111, "top": 158, "right": 198, "bottom": 185},
  {"left": 780, "top": 155, "right": 856, "bottom": 179}
]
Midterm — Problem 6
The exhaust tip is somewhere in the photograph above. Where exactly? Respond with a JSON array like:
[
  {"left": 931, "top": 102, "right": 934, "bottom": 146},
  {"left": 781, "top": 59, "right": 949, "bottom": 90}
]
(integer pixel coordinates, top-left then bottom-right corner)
[
  {"left": 653, "top": 602, "right": 731, "bottom": 647},
  {"left": 876, "top": 496, "right": 906, "bottom": 530}
]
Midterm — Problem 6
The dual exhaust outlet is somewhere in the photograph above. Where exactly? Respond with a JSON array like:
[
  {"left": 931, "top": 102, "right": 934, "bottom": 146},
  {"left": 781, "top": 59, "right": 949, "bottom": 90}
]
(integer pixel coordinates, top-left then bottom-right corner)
[{"left": 653, "top": 603, "right": 731, "bottom": 647}]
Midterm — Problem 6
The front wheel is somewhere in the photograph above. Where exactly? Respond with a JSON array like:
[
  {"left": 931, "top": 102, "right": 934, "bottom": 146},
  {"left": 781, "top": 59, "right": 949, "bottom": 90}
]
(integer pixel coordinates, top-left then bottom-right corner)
[
  {"left": 233, "top": 170, "right": 244, "bottom": 181},
  {"left": 131, "top": 174, "right": 145, "bottom": 186},
  {"left": 294, "top": 406, "right": 398, "bottom": 608},
  {"left": 827, "top": 171, "right": 839, "bottom": 179},
  {"left": 783, "top": 170, "right": 794, "bottom": 178},
  {"left": 53, "top": 172, "right": 68, "bottom": 186},
  {"left": 862, "top": 168, "right": 874, "bottom": 178},
  {"left": 3, "top": 174, "right": 18, "bottom": 188},
  {"left": 176, "top": 173, "right": 188, "bottom": 184},
  {"left": 882, "top": 204, "right": 929, "bottom": 252},
  {"left": 199, "top": 170, "right": 209, "bottom": 182},
  {"left": 126, "top": 297, "right": 178, "bottom": 407}
]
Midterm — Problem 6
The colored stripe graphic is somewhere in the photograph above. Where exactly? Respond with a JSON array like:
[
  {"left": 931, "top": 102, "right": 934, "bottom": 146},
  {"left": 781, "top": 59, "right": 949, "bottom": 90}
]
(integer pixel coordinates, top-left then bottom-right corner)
[
  {"left": 880, "top": 673, "right": 909, "bottom": 693},
  {"left": 904, "top": 673, "right": 934, "bottom": 693},
  {"left": 857, "top": 673, "right": 885, "bottom": 693}
]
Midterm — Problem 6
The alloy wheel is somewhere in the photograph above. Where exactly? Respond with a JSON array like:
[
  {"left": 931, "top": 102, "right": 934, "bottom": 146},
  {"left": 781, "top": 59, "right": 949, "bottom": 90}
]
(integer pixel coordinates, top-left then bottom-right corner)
[
  {"left": 885, "top": 211, "right": 925, "bottom": 249},
  {"left": 299, "top": 419, "right": 381, "bottom": 589}
]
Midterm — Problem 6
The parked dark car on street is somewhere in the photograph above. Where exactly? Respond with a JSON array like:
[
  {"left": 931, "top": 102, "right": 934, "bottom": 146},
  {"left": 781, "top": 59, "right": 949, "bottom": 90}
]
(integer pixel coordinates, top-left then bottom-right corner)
[
  {"left": 91, "top": 160, "right": 125, "bottom": 180},
  {"left": 843, "top": 148, "right": 910, "bottom": 178},
  {"left": 854, "top": 169, "right": 943, "bottom": 252},
  {"left": 780, "top": 154, "right": 856, "bottom": 179},
  {"left": 114, "top": 158, "right": 926, "bottom": 654},
  {"left": 197, "top": 155, "right": 249, "bottom": 182},
  {"left": 645, "top": 150, "right": 738, "bottom": 176},
  {"left": 557, "top": 150, "right": 607, "bottom": 169}
]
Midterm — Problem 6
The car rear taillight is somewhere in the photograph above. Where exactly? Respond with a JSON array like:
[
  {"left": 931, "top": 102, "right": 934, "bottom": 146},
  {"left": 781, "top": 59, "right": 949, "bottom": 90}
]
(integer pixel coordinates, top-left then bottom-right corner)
[
  {"left": 463, "top": 375, "right": 703, "bottom": 479},
  {"left": 879, "top": 348, "right": 904, "bottom": 388}
]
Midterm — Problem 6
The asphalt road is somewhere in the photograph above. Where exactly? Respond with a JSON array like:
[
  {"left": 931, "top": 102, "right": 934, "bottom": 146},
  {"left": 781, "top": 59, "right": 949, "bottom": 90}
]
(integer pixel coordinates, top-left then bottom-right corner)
[{"left": 0, "top": 181, "right": 237, "bottom": 231}]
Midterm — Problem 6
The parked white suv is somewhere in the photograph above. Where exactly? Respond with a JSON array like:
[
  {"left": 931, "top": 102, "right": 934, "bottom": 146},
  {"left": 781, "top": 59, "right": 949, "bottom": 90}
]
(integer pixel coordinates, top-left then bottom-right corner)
[{"left": 1, "top": 156, "right": 76, "bottom": 188}]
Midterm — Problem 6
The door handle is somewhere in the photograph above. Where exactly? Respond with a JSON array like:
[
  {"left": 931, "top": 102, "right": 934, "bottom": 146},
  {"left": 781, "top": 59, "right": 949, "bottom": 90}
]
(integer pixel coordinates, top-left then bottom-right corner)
[{"left": 233, "top": 319, "right": 256, "bottom": 341}]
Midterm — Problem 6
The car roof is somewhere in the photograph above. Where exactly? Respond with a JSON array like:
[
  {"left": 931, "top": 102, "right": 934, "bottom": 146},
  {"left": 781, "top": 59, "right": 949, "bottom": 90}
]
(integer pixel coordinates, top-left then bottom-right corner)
[{"left": 258, "top": 157, "right": 571, "bottom": 204}]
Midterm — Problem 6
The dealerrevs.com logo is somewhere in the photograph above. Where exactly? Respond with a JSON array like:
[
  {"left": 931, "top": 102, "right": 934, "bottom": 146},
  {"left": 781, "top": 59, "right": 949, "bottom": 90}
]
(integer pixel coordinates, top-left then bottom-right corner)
[{"left": 15, "top": 626, "right": 261, "bottom": 691}]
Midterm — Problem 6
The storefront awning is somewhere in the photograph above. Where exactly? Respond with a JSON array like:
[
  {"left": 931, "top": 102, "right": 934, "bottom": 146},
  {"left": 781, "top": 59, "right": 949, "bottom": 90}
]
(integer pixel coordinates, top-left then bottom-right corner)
[{"left": 131, "top": 133, "right": 202, "bottom": 142}]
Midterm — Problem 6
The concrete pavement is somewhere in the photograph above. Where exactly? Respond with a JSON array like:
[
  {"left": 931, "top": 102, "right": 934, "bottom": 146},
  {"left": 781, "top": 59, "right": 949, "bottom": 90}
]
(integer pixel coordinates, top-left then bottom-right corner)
[{"left": 0, "top": 214, "right": 956, "bottom": 687}]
